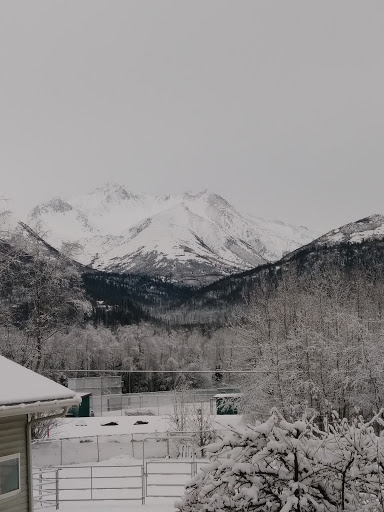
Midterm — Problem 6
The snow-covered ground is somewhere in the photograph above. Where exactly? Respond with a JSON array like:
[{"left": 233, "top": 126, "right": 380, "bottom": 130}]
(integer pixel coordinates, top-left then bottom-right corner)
[
  {"left": 32, "top": 412, "right": 241, "bottom": 511},
  {"left": 49, "top": 413, "right": 243, "bottom": 439},
  {"left": 34, "top": 454, "right": 205, "bottom": 499},
  {"left": 41, "top": 500, "right": 177, "bottom": 511},
  {"left": 51, "top": 414, "right": 171, "bottom": 438},
  {"left": 51, "top": 502, "right": 176, "bottom": 512},
  {"left": 34, "top": 436, "right": 214, "bottom": 511},
  {"left": 33, "top": 414, "right": 243, "bottom": 467}
]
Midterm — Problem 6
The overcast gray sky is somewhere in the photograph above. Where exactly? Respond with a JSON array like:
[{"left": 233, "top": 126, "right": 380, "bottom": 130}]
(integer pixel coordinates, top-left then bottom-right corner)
[{"left": 0, "top": 1, "right": 383, "bottom": 232}]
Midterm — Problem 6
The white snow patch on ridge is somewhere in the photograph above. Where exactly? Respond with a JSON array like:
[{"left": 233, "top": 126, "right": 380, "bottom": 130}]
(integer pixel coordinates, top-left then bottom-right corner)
[{"left": 308, "top": 214, "right": 384, "bottom": 247}]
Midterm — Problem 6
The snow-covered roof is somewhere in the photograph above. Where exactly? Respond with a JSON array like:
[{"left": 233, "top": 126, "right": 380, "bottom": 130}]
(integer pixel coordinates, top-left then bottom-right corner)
[
  {"left": 0, "top": 355, "right": 77, "bottom": 410},
  {"left": 76, "top": 392, "right": 92, "bottom": 398}
]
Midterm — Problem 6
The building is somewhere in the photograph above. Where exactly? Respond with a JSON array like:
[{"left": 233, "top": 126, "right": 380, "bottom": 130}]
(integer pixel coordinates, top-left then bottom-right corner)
[
  {"left": 68, "top": 376, "right": 122, "bottom": 416},
  {"left": 67, "top": 376, "right": 122, "bottom": 396},
  {"left": 0, "top": 356, "right": 80, "bottom": 512}
]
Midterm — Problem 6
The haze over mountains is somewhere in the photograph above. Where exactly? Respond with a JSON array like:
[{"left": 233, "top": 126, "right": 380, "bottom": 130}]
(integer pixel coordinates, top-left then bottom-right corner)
[{"left": 26, "top": 182, "right": 317, "bottom": 283}]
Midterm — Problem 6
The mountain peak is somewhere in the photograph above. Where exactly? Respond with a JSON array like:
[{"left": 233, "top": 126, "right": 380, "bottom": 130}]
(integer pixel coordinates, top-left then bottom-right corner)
[
  {"left": 202, "top": 191, "right": 231, "bottom": 209},
  {"left": 30, "top": 197, "right": 73, "bottom": 217},
  {"left": 27, "top": 186, "right": 318, "bottom": 282},
  {"left": 183, "top": 189, "right": 229, "bottom": 206},
  {"left": 92, "top": 182, "right": 140, "bottom": 202}
]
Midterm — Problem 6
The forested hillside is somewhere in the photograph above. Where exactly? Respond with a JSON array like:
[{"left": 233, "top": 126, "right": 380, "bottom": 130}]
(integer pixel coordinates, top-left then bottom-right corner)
[
  {"left": 231, "top": 250, "right": 384, "bottom": 422},
  {"left": 167, "top": 237, "right": 384, "bottom": 325},
  {"left": 83, "top": 271, "right": 194, "bottom": 327},
  {"left": 0, "top": 226, "right": 229, "bottom": 391},
  {"left": 3, "top": 216, "right": 384, "bottom": 407}
]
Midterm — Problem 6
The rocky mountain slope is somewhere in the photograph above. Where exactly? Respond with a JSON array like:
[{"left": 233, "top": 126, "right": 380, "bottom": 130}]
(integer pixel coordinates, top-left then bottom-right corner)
[{"left": 27, "top": 182, "right": 317, "bottom": 283}]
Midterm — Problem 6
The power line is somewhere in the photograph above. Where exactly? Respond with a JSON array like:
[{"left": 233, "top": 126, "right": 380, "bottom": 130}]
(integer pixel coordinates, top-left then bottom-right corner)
[
  {"left": 53, "top": 368, "right": 376, "bottom": 376},
  {"left": 55, "top": 369, "right": 297, "bottom": 374}
]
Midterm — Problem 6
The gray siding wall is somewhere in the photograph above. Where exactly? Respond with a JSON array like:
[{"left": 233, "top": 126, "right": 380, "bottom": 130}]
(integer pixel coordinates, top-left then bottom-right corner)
[{"left": 0, "top": 415, "right": 30, "bottom": 512}]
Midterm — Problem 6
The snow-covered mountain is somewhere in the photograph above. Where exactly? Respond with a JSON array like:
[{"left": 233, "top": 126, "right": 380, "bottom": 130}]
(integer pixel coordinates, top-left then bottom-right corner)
[
  {"left": 313, "top": 214, "right": 384, "bottom": 246},
  {"left": 284, "top": 214, "right": 384, "bottom": 262},
  {"left": 27, "top": 183, "right": 318, "bottom": 283}
]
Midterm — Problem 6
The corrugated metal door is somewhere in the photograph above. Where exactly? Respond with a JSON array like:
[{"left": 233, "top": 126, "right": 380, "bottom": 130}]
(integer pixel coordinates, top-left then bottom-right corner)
[{"left": 0, "top": 415, "right": 30, "bottom": 512}]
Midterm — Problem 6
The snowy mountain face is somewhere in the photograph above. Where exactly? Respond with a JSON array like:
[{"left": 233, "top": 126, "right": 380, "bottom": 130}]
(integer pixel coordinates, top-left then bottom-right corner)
[
  {"left": 284, "top": 214, "right": 384, "bottom": 262},
  {"left": 314, "top": 214, "right": 384, "bottom": 246},
  {"left": 27, "top": 183, "right": 317, "bottom": 283}
]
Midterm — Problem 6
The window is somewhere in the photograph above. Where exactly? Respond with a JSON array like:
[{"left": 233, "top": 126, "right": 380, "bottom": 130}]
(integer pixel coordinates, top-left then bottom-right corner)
[{"left": 0, "top": 454, "right": 20, "bottom": 499}]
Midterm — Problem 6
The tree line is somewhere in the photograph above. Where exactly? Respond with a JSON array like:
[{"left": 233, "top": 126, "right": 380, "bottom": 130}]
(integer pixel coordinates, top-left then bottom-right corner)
[
  {"left": 3, "top": 220, "right": 384, "bottom": 420},
  {"left": 233, "top": 253, "right": 384, "bottom": 423}
]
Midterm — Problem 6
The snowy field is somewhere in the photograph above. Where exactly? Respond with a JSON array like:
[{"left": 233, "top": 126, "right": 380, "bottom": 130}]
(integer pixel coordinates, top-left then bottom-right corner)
[
  {"left": 41, "top": 500, "right": 177, "bottom": 512},
  {"left": 49, "top": 413, "right": 243, "bottom": 438},
  {"left": 51, "top": 414, "right": 174, "bottom": 438},
  {"left": 52, "top": 502, "right": 176, "bottom": 511},
  {"left": 33, "top": 414, "right": 241, "bottom": 511}
]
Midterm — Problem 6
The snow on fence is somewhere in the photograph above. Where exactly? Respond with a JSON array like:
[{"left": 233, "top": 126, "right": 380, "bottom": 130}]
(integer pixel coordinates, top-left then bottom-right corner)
[
  {"left": 32, "top": 431, "right": 225, "bottom": 467},
  {"left": 33, "top": 461, "right": 211, "bottom": 508},
  {"left": 33, "top": 433, "right": 167, "bottom": 467}
]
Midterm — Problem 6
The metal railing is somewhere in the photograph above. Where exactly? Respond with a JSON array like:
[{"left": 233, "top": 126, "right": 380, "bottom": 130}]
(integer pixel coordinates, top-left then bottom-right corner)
[
  {"left": 141, "top": 434, "right": 196, "bottom": 467},
  {"left": 145, "top": 460, "right": 202, "bottom": 498},
  {"left": 33, "top": 468, "right": 59, "bottom": 509},
  {"left": 33, "top": 460, "right": 211, "bottom": 508},
  {"left": 32, "top": 429, "right": 225, "bottom": 467}
]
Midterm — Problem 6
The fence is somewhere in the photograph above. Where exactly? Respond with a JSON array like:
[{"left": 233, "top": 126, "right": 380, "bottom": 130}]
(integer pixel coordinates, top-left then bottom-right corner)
[
  {"left": 32, "top": 430, "right": 226, "bottom": 467},
  {"left": 33, "top": 468, "right": 59, "bottom": 509},
  {"left": 33, "top": 460, "right": 211, "bottom": 508},
  {"left": 65, "top": 383, "right": 239, "bottom": 416},
  {"left": 68, "top": 376, "right": 122, "bottom": 396},
  {"left": 91, "top": 391, "right": 216, "bottom": 416},
  {"left": 33, "top": 433, "right": 170, "bottom": 467}
]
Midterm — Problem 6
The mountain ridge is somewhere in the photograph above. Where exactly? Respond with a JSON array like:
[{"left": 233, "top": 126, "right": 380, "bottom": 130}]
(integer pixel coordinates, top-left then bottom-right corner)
[
  {"left": 279, "top": 214, "right": 384, "bottom": 264},
  {"left": 170, "top": 212, "right": 384, "bottom": 322},
  {"left": 26, "top": 182, "right": 317, "bottom": 283}
]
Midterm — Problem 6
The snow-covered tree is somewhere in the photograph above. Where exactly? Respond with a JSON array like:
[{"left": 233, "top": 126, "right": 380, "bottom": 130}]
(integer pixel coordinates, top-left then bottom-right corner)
[
  {"left": 0, "top": 227, "right": 90, "bottom": 371},
  {"left": 176, "top": 410, "right": 384, "bottom": 512},
  {"left": 232, "top": 264, "right": 384, "bottom": 423}
]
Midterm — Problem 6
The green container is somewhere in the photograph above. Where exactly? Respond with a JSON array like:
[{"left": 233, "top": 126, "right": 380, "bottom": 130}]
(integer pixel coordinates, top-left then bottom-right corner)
[{"left": 67, "top": 393, "right": 91, "bottom": 417}]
